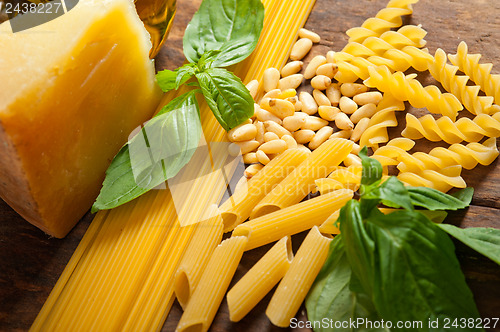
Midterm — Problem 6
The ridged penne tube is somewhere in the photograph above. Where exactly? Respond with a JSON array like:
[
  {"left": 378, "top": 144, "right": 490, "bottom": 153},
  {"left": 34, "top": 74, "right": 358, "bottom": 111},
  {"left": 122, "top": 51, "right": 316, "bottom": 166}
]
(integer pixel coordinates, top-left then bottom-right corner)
[
  {"left": 266, "top": 226, "right": 332, "bottom": 327},
  {"left": 364, "top": 65, "right": 463, "bottom": 120},
  {"left": 250, "top": 138, "right": 353, "bottom": 219},
  {"left": 227, "top": 236, "right": 293, "bottom": 322},
  {"left": 318, "top": 211, "right": 341, "bottom": 235},
  {"left": 176, "top": 236, "right": 248, "bottom": 332},
  {"left": 233, "top": 189, "right": 353, "bottom": 251},
  {"left": 174, "top": 215, "right": 224, "bottom": 309},
  {"left": 219, "top": 149, "right": 308, "bottom": 232}
]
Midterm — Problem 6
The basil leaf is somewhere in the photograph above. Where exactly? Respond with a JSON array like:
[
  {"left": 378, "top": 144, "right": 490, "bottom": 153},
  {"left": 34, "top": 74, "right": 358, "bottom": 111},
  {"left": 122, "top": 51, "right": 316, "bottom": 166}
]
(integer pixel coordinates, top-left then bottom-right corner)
[
  {"left": 417, "top": 210, "right": 448, "bottom": 223},
  {"left": 359, "top": 147, "right": 383, "bottom": 187},
  {"left": 407, "top": 186, "right": 472, "bottom": 211},
  {"left": 364, "top": 176, "right": 413, "bottom": 211},
  {"left": 92, "top": 91, "right": 202, "bottom": 212},
  {"left": 306, "top": 235, "right": 388, "bottom": 332},
  {"left": 183, "top": 0, "right": 264, "bottom": 67},
  {"left": 438, "top": 224, "right": 500, "bottom": 265},
  {"left": 339, "top": 200, "right": 375, "bottom": 296},
  {"left": 451, "top": 187, "right": 474, "bottom": 205},
  {"left": 196, "top": 68, "right": 254, "bottom": 130},
  {"left": 156, "top": 64, "right": 197, "bottom": 92},
  {"left": 365, "top": 210, "right": 482, "bottom": 328}
]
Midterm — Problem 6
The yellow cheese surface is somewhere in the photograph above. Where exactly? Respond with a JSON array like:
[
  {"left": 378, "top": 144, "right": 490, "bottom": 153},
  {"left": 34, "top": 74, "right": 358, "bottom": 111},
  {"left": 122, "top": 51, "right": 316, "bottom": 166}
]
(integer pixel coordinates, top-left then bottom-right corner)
[{"left": 0, "top": 0, "right": 162, "bottom": 237}]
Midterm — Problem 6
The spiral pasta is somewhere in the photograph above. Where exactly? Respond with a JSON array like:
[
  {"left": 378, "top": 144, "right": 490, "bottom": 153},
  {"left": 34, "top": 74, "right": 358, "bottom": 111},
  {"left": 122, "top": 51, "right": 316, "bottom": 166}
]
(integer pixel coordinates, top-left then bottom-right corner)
[
  {"left": 346, "top": 0, "right": 419, "bottom": 44},
  {"left": 402, "top": 113, "right": 500, "bottom": 144},
  {"left": 428, "top": 48, "right": 494, "bottom": 115},
  {"left": 448, "top": 41, "right": 500, "bottom": 105},
  {"left": 397, "top": 166, "right": 466, "bottom": 193},
  {"left": 364, "top": 65, "right": 463, "bottom": 120}
]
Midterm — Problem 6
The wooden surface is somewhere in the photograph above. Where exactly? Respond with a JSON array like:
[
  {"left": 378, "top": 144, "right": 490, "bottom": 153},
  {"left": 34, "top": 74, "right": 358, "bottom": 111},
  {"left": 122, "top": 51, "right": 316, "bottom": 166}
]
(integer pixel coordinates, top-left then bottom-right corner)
[{"left": 1, "top": 0, "right": 500, "bottom": 331}]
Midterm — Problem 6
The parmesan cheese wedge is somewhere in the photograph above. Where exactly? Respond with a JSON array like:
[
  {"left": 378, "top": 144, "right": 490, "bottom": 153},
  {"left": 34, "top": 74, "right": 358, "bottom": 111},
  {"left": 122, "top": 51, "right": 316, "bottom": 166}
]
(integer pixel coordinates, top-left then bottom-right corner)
[{"left": 0, "top": 0, "right": 162, "bottom": 237}]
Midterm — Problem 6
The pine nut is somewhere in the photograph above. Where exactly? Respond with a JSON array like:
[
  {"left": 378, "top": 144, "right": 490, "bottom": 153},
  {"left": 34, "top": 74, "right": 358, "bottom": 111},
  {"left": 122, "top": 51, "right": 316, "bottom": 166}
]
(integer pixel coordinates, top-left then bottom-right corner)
[
  {"left": 236, "top": 140, "right": 260, "bottom": 154},
  {"left": 326, "top": 84, "right": 341, "bottom": 105},
  {"left": 309, "top": 126, "right": 334, "bottom": 150},
  {"left": 290, "top": 38, "right": 313, "bottom": 61},
  {"left": 264, "top": 121, "right": 292, "bottom": 138},
  {"left": 297, "top": 144, "right": 312, "bottom": 154},
  {"left": 335, "top": 112, "right": 354, "bottom": 130},
  {"left": 282, "top": 134, "right": 298, "bottom": 149},
  {"left": 304, "top": 55, "right": 326, "bottom": 79},
  {"left": 313, "top": 89, "right": 331, "bottom": 106},
  {"left": 245, "top": 80, "right": 259, "bottom": 100},
  {"left": 264, "top": 132, "right": 279, "bottom": 142},
  {"left": 278, "top": 74, "right": 303, "bottom": 90},
  {"left": 263, "top": 67, "right": 280, "bottom": 92},
  {"left": 228, "top": 142, "right": 241, "bottom": 156},
  {"left": 256, "top": 150, "right": 271, "bottom": 165},
  {"left": 293, "top": 100, "right": 303, "bottom": 111},
  {"left": 351, "top": 143, "right": 361, "bottom": 155},
  {"left": 255, "top": 106, "right": 282, "bottom": 124},
  {"left": 302, "top": 116, "right": 329, "bottom": 131},
  {"left": 316, "top": 63, "right": 339, "bottom": 78},
  {"left": 243, "top": 152, "right": 258, "bottom": 164},
  {"left": 259, "top": 139, "right": 287, "bottom": 154},
  {"left": 330, "top": 129, "right": 352, "bottom": 139},
  {"left": 283, "top": 114, "right": 306, "bottom": 132},
  {"left": 293, "top": 129, "right": 315, "bottom": 144},
  {"left": 310, "top": 75, "right": 331, "bottom": 90},
  {"left": 244, "top": 163, "right": 263, "bottom": 178},
  {"left": 298, "top": 28, "right": 321, "bottom": 43},
  {"left": 318, "top": 106, "right": 340, "bottom": 121},
  {"left": 340, "top": 83, "right": 369, "bottom": 97},
  {"left": 299, "top": 91, "right": 318, "bottom": 115},
  {"left": 228, "top": 123, "right": 257, "bottom": 142},
  {"left": 344, "top": 154, "right": 362, "bottom": 167},
  {"left": 350, "top": 103, "right": 377, "bottom": 124},
  {"left": 260, "top": 98, "right": 295, "bottom": 119},
  {"left": 350, "top": 117, "right": 370, "bottom": 142},
  {"left": 281, "top": 61, "right": 303, "bottom": 77},
  {"left": 326, "top": 51, "right": 336, "bottom": 63},
  {"left": 263, "top": 89, "right": 281, "bottom": 99},
  {"left": 353, "top": 91, "right": 383, "bottom": 105},
  {"left": 254, "top": 121, "right": 265, "bottom": 144},
  {"left": 278, "top": 89, "right": 297, "bottom": 99},
  {"left": 339, "top": 96, "right": 358, "bottom": 114}
]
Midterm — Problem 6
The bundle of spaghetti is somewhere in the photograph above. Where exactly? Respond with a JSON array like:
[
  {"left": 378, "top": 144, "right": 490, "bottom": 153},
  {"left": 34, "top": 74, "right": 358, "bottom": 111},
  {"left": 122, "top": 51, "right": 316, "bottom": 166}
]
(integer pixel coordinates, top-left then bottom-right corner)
[
  {"left": 31, "top": 0, "right": 319, "bottom": 330},
  {"left": 402, "top": 112, "right": 500, "bottom": 144},
  {"left": 364, "top": 65, "right": 463, "bottom": 120},
  {"left": 428, "top": 48, "right": 495, "bottom": 115},
  {"left": 358, "top": 92, "right": 406, "bottom": 150},
  {"left": 345, "top": 0, "right": 419, "bottom": 44},
  {"left": 448, "top": 41, "right": 500, "bottom": 105}
]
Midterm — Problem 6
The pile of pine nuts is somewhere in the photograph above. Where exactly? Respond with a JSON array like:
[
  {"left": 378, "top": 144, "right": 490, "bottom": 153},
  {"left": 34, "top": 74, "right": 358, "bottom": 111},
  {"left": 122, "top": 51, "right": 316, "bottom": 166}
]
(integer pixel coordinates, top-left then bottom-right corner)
[{"left": 227, "top": 28, "right": 384, "bottom": 179}]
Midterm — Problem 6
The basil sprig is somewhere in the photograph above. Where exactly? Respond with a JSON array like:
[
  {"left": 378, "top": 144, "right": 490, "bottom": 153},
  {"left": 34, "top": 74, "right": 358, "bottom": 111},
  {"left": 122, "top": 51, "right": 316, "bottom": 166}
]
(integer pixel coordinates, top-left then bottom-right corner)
[
  {"left": 93, "top": 0, "right": 264, "bottom": 211},
  {"left": 306, "top": 147, "right": 500, "bottom": 331}
]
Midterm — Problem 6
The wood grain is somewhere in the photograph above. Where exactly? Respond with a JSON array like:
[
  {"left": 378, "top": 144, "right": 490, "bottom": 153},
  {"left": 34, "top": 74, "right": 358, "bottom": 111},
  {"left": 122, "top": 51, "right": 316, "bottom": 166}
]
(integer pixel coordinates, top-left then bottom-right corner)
[{"left": 1, "top": 0, "right": 500, "bottom": 331}]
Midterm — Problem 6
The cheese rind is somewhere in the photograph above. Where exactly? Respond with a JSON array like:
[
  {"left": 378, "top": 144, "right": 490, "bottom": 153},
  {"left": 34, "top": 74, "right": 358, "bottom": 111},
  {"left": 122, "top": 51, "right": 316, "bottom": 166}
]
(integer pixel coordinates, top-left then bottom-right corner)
[{"left": 0, "top": 0, "right": 162, "bottom": 237}]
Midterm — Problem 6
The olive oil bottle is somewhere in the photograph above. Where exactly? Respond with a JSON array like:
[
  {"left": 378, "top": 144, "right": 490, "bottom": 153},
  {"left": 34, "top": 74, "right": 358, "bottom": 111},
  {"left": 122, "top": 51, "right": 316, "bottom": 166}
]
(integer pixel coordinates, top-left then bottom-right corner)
[{"left": 134, "top": 0, "right": 176, "bottom": 58}]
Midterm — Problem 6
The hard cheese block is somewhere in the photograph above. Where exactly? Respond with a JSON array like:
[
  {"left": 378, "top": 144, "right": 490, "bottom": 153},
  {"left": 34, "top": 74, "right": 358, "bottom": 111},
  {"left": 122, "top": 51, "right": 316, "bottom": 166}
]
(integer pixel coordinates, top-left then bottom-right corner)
[{"left": 0, "top": 0, "right": 162, "bottom": 237}]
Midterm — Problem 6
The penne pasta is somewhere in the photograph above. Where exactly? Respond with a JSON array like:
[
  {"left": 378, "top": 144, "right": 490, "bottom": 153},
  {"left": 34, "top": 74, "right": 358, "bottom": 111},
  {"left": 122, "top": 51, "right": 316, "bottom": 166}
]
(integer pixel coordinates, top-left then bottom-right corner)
[
  {"left": 250, "top": 138, "right": 353, "bottom": 219},
  {"left": 232, "top": 189, "right": 353, "bottom": 250},
  {"left": 266, "top": 226, "right": 332, "bottom": 327},
  {"left": 219, "top": 149, "right": 309, "bottom": 232},
  {"left": 227, "top": 236, "right": 293, "bottom": 322},
  {"left": 318, "top": 210, "right": 341, "bottom": 234},
  {"left": 176, "top": 236, "right": 248, "bottom": 332}
]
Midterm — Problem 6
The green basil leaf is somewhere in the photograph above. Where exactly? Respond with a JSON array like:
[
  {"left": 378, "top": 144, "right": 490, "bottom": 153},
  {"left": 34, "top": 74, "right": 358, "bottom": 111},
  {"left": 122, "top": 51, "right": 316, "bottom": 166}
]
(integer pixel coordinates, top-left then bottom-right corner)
[
  {"left": 365, "top": 210, "right": 482, "bottom": 328},
  {"left": 451, "top": 187, "right": 474, "bottom": 205},
  {"left": 438, "top": 224, "right": 500, "bottom": 265},
  {"left": 92, "top": 91, "right": 202, "bottom": 212},
  {"left": 417, "top": 210, "right": 448, "bottom": 223},
  {"left": 407, "top": 186, "right": 472, "bottom": 211},
  {"left": 359, "top": 147, "right": 383, "bottom": 187},
  {"left": 196, "top": 67, "right": 254, "bottom": 130},
  {"left": 364, "top": 176, "right": 413, "bottom": 211},
  {"left": 156, "top": 64, "right": 197, "bottom": 92},
  {"left": 339, "top": 199, "right": 375, "bottom": 296},
  {"left": 183, "top": 0, "right": 264, "bottom": 67},
  {"left": 306, "top": 235, "right": 388, "bottom": 332}
]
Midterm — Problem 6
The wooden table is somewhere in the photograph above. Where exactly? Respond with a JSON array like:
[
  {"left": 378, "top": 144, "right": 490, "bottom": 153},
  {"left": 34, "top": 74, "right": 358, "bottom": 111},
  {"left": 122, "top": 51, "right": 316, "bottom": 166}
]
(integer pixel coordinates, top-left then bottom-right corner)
[{"left": 1, "top": 0, "right": 499, "bottom": 330}]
